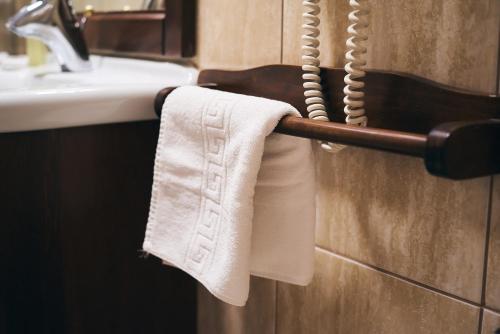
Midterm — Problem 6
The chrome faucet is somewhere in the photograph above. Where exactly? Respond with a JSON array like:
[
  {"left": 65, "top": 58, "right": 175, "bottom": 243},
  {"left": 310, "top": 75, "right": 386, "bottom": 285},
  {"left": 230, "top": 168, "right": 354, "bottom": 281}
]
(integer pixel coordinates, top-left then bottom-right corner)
[{"left": 6, "top": 0, "right": 91, "bottom": 72}]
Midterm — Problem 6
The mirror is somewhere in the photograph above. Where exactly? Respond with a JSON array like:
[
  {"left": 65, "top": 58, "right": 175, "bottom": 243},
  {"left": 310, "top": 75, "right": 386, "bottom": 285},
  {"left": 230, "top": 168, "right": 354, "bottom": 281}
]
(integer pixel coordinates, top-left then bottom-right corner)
[
  {"left": 72, "top": 0, "right": 164, "bottom": 12},
  {"left": 82, "top": 0, "right": 195, "bottom": 59},
  {"left": 0, "top": 0, "right": 194, "bottom": 58}
]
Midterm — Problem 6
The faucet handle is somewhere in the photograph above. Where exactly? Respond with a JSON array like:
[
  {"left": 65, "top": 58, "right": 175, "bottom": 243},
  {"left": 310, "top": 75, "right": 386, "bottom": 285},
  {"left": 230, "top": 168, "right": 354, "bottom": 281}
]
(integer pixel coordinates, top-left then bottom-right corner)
[
  {"left": 66, "top": 0, "right": 77, "bottom": 17},
  {"left": 57, "top": 0, "right": 90, "bottom": 65}
]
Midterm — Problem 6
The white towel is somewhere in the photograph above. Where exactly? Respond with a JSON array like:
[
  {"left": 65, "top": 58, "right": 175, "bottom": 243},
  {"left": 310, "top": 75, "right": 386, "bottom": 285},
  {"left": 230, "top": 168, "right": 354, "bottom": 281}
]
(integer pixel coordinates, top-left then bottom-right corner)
[{"left": 143, "top": 86, "right": 316, "bottom": 306}]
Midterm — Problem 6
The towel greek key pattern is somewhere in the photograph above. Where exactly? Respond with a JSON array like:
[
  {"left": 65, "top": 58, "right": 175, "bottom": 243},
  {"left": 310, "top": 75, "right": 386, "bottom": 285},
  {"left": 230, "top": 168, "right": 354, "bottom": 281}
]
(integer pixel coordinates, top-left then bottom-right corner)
[{"left": 185, "top": 96, "right": 230, "bottom": 275}]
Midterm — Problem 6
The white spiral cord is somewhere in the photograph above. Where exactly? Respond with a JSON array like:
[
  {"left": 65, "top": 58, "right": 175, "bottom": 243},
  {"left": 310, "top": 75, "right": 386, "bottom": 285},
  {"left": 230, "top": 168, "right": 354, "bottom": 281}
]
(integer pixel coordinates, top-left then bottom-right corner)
[
  {"left": 301, "top": 0, "right": 369, "bottom": 152},
  {"left": 302, "top": 0, "right": 338, "bottom": 152},
  {"left": 344, "top": 0, "right": 368, "bottom": 127}
]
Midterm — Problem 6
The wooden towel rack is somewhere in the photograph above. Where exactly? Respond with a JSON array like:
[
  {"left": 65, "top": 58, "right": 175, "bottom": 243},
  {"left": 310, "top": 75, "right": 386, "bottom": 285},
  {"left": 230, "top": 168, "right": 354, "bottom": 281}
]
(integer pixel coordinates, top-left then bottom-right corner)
[{"left": 154, "top": 65, "right": 500, "bottom": 180}]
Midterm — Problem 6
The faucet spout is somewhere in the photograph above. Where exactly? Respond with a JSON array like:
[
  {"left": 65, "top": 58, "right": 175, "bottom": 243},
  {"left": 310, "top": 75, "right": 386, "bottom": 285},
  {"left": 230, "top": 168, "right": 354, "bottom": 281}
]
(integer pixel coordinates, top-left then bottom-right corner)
[{"left": 6, "top": 0, "right": 91, "bottom": 72}]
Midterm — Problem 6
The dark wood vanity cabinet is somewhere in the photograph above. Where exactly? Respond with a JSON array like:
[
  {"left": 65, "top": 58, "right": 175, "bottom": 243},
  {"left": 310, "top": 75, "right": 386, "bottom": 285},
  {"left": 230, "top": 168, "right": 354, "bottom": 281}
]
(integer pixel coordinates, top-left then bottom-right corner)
[{"left": 0, "top": 122, "right": 196, "bottom": 334}]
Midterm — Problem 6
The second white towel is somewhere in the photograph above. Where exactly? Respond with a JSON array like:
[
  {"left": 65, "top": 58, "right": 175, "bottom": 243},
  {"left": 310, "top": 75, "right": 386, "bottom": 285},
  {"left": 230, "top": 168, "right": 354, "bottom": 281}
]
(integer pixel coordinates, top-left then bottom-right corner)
[{"left": 143, "top": 86, "right": 316, "bottom": 306}]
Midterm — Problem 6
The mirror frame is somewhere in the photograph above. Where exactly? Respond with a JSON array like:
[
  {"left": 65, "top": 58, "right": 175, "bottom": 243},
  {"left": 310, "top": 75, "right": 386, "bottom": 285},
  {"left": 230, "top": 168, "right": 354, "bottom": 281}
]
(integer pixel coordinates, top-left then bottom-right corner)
[{"left": 82, "top": 0, "right": 195, "bottom": 59}]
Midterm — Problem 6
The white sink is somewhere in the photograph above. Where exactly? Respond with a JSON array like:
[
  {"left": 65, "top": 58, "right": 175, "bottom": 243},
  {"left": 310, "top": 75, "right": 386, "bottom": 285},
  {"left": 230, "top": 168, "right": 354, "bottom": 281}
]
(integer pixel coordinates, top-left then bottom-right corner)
[{"left": 0, "top": 54, "right": 198, "bottom": 133}]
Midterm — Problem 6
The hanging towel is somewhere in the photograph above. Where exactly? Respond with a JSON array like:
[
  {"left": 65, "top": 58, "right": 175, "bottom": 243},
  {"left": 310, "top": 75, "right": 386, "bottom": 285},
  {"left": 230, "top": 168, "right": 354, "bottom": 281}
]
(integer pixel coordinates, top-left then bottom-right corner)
[{"left": 143, "top": 86, "right": 316, "bottom": 306}]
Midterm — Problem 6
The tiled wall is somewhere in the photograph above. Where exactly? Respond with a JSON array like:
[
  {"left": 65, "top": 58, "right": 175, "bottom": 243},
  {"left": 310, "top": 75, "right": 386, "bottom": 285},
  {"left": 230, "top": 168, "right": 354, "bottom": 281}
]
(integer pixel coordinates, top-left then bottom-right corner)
[{"left": 196, "top": 0, "right": 500, "bottom": 333}]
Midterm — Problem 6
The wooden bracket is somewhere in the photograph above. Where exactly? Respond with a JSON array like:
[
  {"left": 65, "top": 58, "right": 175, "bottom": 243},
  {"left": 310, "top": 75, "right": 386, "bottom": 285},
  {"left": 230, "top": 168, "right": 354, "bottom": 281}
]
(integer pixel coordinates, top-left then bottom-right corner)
[{"left": 426, "top": 119, "right": 500, "bottom": 179}]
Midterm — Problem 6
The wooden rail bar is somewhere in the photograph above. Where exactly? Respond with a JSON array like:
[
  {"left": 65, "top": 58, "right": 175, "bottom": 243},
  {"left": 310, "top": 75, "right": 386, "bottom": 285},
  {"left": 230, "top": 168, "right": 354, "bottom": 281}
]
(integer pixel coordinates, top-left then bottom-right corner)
[{"left": 275, "top": 116, "right": 427, "bottom": 157}]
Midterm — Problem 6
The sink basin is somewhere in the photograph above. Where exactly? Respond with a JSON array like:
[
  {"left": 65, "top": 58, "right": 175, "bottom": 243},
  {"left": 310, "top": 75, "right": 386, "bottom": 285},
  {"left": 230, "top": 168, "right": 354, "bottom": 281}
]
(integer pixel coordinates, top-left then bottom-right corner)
[{"left": 0, "top": 55, "right": 198, "bottom": 133}]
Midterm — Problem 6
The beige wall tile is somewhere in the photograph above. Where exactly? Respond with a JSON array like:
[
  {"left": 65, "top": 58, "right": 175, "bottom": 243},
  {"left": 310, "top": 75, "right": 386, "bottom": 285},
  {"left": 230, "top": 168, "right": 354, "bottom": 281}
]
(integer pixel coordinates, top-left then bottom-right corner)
[
  {"left": 197, "top": 277, "right": 276, "bottom": 334},
  {"left": 487, "top": 177, "right": 500, "bottom": 310},
  {"left": 367, "top": 0, "right": 499, "bottom": 93},
  {"left": 277, "top": 248, "right": 481, "bottom": 334},
  {"left": 283, "top": 0, "right": 500, "bottom": 93},
  {"left": 283, "top": 0, "right": 349, "bottom": 69},
  {"left": 315, "top": 147, "right": 489, "bottom": 302},
  {"left": 482, "top": 310, "right": 500, "bottom": 334},
  {"left": 196, "top": 0, "right": 282, "bottom": 70}
]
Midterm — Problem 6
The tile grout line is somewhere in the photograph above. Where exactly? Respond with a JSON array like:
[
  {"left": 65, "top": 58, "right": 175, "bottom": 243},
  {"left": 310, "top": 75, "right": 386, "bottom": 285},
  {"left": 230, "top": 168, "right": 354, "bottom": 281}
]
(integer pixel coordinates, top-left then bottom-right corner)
[
  {"left": 479, "top": 176, "right": 495, "bottom": 334},
  {"left": 478, "top": 308, "right": 484, "bottom": 334},
  {"left": 274, "top": 281, "right": 279, "bottom": 334},
  {"left": 315, "top": 245, "right": 484, "bottom": 309},
  {"left": 276, "top": 1, "right": 283, "bottom": 329}
]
